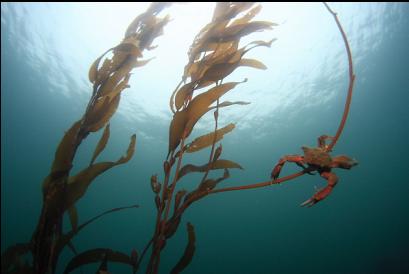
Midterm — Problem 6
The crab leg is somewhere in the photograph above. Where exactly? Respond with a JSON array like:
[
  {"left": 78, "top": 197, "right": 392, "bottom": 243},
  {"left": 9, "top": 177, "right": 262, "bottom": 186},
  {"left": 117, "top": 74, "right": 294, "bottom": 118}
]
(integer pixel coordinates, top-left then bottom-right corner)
[
  {"left": 317, "top": 135, "right": 334, "bottom": 151},
  {"left": 300, "top": 171, "right": 338, "bottom": 207},
  {"left": 271, "top": 155, "right": 305, "bottom": 181}
]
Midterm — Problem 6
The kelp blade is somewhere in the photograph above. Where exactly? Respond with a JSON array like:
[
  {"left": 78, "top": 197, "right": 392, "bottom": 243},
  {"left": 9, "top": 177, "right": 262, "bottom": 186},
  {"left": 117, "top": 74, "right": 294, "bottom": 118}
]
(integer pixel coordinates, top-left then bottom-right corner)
[
  {"left": 178, "top": 159, "right": 243, "bottom": 181},
  {"left": 187, "top": 123, "right": 235, "bottom": 153},
  {"left": 170, "top": 223, "right": 196, "bottom": 274},
  {"left": 63, "top": 248, "right": 136, "bottom": 274}
]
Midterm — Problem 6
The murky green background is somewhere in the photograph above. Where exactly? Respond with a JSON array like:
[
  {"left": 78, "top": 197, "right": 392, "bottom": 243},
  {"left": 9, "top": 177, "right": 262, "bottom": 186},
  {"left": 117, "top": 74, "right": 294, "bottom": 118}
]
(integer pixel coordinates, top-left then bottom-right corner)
[{"left": 2, "top": 3, "right": 409, "bottom": 273}]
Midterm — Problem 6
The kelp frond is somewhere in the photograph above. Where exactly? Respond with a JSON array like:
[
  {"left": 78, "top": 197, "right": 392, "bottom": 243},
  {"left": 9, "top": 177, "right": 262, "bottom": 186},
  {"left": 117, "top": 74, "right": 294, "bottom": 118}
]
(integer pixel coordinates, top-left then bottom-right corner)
[
  {"left": 0, "top": 4, "right": 172, "bottom": 274},
  {"left": 147, "top": 3, "right": 276, "bottom": 273}
]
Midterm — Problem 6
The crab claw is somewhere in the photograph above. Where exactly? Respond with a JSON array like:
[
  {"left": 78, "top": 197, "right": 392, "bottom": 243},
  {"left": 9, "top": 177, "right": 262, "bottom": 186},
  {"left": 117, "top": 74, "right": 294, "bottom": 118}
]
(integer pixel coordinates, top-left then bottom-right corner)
[
  {"left": 301, "top": 171, "right": 339, "bottom": 207},
  {"left": 331, "top": 155, "right": 358, "bottom": 169},
  {"left": 300, "top": 197, "right": 317, "bottom": 207},
  {"left": 300, "top": 185, "right": 334, "bottom": 207}
]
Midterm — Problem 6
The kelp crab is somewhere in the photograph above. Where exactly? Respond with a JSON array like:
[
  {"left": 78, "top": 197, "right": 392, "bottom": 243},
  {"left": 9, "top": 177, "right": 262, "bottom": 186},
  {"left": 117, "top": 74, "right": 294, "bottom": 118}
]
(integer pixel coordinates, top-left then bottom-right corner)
[{"left": 271, "top": 135, "right": 358, "bottom": 207}]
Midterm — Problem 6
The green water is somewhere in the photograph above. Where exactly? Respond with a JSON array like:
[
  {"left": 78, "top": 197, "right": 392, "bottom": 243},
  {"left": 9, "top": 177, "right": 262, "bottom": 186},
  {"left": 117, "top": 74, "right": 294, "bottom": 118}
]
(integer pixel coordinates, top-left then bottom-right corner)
[{"left": 2, "top": 3, "right": 409, "bottom": 274}]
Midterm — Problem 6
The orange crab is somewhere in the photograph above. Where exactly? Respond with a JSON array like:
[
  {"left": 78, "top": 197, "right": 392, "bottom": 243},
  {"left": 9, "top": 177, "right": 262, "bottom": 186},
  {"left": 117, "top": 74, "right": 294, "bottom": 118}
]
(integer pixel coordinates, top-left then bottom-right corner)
[{"left": 271, "top": 135, "right": 358, "bottom": 207}]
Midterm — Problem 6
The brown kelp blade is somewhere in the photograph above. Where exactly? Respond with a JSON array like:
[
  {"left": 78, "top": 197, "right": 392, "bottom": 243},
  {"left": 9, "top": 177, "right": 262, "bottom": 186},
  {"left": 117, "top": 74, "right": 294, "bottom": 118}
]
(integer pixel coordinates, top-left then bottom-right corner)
[
  {"left": 178, "top": 159, "right": 243, "bottom": 181},
  {"left": 150, "top": 174, "right": 161, "bottom": 194},
  {"left": 185, "top": 81, "right": 246, "bottom": 137},
  {"left": 49, "top": 120, "right": 82, "bottom": 179},
  {"left": 117, "top": 134, "right": 136, "bottom": 164},
  {"left": 175, "top": 82, "right": 195, "bottom": 111},
  {"left": 207, "top": 21, "right": 274, "bottom": 43},
  {"left": 65, "top": 162, "right": 117, "bottom": 210},
  {"left": 186, "top": 123, "right": 235, "bottom": 153},
  {"left": 229, "top": 4, "right": 262, "bottom": 27},
  {"left": 208, "top": 100, "right": 251, "bottom": 111},
  {"left": 196, "top": 60, "right": 242, "bottom": 86},
  {"left": 170, "top": 223, "right": 196, "bottom": 274},
  {"left": 65, "top": 134, "right": 136, "bottom": 210},
  {"left": 89, "top": 47, "right": 115, "bottom": 84},
  {"left": 90, "top": 124, "right": 110, "bottom": 166},
  {"left": 168, "top": 109, "right": 189, "bottom": 154},
  {"left": 63, "top": 248, "right": 136, "bottom": 274},
  {"left": 86, "top": 95, "right": 121, "bottom": 133},
  {"left": 239, "top": 58, "right": 267, "bottom": 70},
  {"left": 135, "top": 57, "right": 155, "bottom": 68}
]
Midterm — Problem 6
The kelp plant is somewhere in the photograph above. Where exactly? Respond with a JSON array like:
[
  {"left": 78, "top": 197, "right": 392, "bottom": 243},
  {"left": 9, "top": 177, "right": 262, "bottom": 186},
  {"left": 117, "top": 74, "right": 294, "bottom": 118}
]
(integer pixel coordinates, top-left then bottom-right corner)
[
  {"left": 141, "top": 2, "right": 357, "bottom": 274},
  {"left": 144, "top": 3, "right": 276, "bottom": 273},
  {"left": 1, "top": 3, "right": 171, "bottom": 274}
]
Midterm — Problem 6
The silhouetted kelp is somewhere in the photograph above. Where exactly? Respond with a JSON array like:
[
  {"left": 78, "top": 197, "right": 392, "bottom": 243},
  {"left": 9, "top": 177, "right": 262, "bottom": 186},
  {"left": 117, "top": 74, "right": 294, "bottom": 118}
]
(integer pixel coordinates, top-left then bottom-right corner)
[
  {"left": 1, "top": 3, "right": 171, "bottom": 274},
  {"left": 1, "top": 2, "right": 357, "bottom": 274}
]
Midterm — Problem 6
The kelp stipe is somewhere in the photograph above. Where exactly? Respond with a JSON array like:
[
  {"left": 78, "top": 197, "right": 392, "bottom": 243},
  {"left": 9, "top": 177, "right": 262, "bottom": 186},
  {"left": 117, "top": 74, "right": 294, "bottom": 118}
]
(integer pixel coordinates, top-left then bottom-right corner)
[{"left": 1, "top": 3, "right": 171, "bottom": 274}]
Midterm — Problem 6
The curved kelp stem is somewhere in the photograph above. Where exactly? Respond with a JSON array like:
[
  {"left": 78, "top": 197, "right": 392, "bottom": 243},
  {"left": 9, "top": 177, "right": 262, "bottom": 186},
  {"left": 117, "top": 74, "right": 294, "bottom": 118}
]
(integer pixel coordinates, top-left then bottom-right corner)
[{"left": 323, "top": 2, "right": 356, "bottom": 152}]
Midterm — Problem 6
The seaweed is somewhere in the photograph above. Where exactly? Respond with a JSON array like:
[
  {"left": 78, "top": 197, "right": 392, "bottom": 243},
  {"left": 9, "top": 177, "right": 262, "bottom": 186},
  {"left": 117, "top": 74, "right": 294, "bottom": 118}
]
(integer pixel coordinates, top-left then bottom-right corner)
[
  {"left": 145, "top": 3, "right": 277, "bottom": 273},
  {"left": 2, "top": 2, "right": 357, "bottom": 274},
  {"left": 1, "top": 3, "right": 171, "bottom": 274}
]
